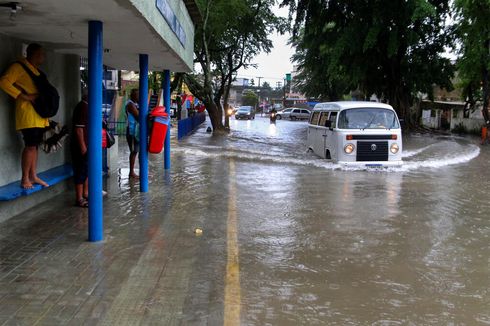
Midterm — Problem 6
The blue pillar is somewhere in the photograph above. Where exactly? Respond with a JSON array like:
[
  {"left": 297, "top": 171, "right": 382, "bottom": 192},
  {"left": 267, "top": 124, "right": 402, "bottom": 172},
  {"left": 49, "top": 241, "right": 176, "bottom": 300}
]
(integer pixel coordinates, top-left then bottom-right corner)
[
  {"left": 163, "top": 70, "right": 171, "bottom": 170},
  {"left": 139, "top": 54, "right": 149, "bottom": 192},
  {"left": 88, "top": 21, "right": 103, "bottom": 242}
]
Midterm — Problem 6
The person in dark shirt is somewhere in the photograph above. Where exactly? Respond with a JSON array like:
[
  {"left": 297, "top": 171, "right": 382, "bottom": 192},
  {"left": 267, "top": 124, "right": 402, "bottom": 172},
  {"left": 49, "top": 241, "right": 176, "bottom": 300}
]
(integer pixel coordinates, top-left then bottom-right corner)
[{"left": 71, "top": 93, "right": 89, "bottom": 207}]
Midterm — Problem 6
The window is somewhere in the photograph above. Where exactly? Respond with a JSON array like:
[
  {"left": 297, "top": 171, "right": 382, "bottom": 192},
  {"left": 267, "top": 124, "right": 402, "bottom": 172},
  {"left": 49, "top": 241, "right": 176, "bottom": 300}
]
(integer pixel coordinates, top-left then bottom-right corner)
[
  {"left": 329, "top": 111, "right": 338, "bottom": 128},
  {"left": 430, "top": 109, "right": 436, "bottom": 118},
  {"left": 337, "top": 108, "right": 399, "bottom": 129},
  {"left": 301, "top": 110, "right": 310, "bottom": 114},
  {"left": 452, "top": 109, "right": 458, "bottom": 119},
  {"left": 319, "top": 112, "right": 330, "bottom": 127},
  {"left": 310, "top": 112, "right": 321, "bottom": 125}
]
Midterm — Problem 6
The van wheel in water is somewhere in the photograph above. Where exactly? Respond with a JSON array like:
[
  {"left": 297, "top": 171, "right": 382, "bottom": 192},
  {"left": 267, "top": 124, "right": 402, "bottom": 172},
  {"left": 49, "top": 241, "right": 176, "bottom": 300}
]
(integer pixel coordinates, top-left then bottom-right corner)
[
  {"left": 325, "top": 150, "right": 331, "bottom": 159},
  {"left": 290, "top": 116, "right": 296, "bottom": 121},
  {"left": 276, "top": 115, "right": 282, "bottom": 120}
]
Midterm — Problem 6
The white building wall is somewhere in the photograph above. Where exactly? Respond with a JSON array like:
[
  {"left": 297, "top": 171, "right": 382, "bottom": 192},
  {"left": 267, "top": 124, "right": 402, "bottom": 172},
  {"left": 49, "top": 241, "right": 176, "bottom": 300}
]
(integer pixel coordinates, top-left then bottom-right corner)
[{"left": 0, "top": 34, "right": 80, "bottom": 186}]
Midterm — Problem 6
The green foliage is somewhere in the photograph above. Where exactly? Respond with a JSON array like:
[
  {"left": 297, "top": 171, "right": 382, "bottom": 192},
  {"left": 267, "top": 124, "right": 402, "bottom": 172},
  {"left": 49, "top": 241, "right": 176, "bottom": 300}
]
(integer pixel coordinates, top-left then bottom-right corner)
[
  {"left": 242, "top": 90, "right": 259, "bottom": 106},
  {"left": 453, "top": 0, "right": 490, "bottom": 120},
  {"left": 261, "top": 81, "right": 272, "bottom": 90},
  {"left": 281, "top": 0, "right": 455, "bottom": 122},
  {"left": 188, "top": 0, "right": 284, "bottom": 129}
]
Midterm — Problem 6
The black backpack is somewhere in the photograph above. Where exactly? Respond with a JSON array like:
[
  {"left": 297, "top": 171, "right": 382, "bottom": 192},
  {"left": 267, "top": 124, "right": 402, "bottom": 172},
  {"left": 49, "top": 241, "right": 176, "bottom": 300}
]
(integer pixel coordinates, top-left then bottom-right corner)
[{"left": 17, "top": 61, "right": 60, "bottom": 118}]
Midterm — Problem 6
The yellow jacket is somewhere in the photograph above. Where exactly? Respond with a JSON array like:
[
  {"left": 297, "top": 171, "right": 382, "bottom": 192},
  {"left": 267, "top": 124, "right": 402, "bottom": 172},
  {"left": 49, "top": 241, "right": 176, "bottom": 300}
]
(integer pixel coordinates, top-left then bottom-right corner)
[{"left": 0, "top": 58, "right": 49, "bottom": 130}]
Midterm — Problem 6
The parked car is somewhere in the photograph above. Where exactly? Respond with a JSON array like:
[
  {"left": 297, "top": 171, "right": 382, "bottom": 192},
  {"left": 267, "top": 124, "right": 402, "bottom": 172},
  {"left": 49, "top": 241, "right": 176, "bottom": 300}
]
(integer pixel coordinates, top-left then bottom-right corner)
[
  {"left": 276, "top": 108, "right": 310, "bottom": 120},
  {"left": 235, "top": 106, "right": 255, "bottom": 120}
]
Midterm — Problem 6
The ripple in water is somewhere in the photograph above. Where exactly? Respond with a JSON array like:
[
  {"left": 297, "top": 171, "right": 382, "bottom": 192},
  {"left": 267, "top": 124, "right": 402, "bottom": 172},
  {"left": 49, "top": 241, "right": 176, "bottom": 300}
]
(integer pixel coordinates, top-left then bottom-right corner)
[{"left": 175, "top": 139, "right": 480, "bottom": 173}]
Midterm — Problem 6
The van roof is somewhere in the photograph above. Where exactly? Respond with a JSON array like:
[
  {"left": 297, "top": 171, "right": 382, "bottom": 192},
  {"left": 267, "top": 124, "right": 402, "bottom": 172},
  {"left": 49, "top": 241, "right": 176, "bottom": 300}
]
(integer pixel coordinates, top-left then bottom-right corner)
[{"left": 313, "top": 101, "right": 395, "bottom": 112}]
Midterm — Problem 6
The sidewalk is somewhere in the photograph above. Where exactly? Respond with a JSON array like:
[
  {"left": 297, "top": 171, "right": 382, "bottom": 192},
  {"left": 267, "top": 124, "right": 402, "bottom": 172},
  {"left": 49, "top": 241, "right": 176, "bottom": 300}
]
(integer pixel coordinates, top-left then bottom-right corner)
[{"left": 0, "top": 146, "right": 230, "bottom": 325}]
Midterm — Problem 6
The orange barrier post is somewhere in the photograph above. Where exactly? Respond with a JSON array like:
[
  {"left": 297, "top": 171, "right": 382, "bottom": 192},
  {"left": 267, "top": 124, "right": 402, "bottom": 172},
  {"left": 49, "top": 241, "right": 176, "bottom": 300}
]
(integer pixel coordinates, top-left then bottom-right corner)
[{"left": 481, "top": 126, "right": 488, "bottom": 145}]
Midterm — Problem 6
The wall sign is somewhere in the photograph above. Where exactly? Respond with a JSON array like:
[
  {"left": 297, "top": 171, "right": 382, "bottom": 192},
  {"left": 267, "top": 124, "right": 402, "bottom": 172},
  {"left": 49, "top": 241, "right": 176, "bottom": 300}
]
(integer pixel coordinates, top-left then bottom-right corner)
[{"left": 156, "top": 0, "right": 187, "bottom": 47}]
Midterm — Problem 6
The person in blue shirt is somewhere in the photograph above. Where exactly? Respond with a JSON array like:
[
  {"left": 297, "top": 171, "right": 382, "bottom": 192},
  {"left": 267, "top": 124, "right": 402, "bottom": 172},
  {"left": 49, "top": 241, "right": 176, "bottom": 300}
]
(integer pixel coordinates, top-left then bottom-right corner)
[{"left": 126, "top": 89, "right": 140, "bottom": 179}]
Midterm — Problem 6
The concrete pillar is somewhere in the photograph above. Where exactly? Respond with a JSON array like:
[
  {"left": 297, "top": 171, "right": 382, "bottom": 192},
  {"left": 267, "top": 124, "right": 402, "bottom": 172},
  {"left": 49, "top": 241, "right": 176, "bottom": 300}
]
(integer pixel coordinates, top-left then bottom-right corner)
[
  {"left": 139, "top": 54, "right": 149, "bottom": 192},
  {"left": 163, "top": 70, "right": 171, "bottom": 170},
  {"left": 88, "top": 21, "right": 103, "bottom": 242}
]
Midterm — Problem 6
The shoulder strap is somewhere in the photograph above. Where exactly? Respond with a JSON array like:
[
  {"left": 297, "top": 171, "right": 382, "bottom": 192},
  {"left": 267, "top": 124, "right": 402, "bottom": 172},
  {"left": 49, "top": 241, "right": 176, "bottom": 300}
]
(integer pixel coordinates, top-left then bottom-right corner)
[{"left": 16, "top": 61, "right": 43, "bottom": 79}]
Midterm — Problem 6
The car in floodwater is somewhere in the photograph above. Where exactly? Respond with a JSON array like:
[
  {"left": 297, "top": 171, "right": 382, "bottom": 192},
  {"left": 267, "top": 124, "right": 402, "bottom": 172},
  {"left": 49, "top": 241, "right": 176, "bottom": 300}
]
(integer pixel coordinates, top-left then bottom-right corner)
[
  {"left": 235, "top": 106, "right": 256, "bottom": 120},
  {"left": 307, "top": 101, "right": 402, "bottom": 167}
]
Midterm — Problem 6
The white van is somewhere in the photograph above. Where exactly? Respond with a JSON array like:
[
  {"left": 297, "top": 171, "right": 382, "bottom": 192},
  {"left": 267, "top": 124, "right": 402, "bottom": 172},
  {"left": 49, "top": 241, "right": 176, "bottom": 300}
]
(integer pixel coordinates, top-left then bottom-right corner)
[{"left": 307, "top": 101, "right": 402, "bottom": 166}]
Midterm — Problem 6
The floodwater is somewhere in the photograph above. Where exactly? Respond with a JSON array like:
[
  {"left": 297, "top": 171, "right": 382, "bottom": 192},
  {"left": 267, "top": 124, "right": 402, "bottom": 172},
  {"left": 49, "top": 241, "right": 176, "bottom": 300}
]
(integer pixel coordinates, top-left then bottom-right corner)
[
  {"left": 2, "top": 115, "right": 489, "bottom": 325},
  {"left": 173, "top": 116, "right": 489, "bottom": 325}
]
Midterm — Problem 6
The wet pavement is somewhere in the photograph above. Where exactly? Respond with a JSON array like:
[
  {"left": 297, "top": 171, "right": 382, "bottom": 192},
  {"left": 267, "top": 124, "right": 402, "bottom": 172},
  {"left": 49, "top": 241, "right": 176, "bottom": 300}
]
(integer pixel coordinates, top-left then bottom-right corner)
[{"left": 1, "top": 115, "right": 489, "bottom": 325}]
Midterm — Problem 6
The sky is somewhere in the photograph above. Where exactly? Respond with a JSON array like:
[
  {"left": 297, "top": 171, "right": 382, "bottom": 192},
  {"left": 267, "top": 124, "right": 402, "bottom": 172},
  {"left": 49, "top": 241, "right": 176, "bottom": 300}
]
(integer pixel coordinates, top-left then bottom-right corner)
[{"left": 236, "top": 5, "right": 294, "bottom": 88}]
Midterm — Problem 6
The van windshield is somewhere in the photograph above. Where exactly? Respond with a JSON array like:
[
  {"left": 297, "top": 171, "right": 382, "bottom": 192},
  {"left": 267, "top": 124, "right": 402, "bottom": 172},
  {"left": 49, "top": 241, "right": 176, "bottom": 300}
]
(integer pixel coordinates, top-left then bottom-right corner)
[{"left": 338, "top": 108, "right": 400, "bottom": 129}]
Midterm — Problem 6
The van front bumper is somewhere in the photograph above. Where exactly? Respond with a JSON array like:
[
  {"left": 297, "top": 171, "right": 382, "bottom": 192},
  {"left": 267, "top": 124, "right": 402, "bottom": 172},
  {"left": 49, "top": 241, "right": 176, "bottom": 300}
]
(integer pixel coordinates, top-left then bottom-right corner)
[{"left": 337, "top": 160, "right": 403, "bottom": 168}]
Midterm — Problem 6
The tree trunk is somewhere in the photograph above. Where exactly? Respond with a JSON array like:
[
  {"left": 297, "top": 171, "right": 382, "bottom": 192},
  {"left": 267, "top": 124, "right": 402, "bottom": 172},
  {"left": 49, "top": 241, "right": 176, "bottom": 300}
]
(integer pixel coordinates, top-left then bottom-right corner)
[
  {"left": 481, "top": 40, "right": 490, "bottom": 126},
  {"left": 388, "top": 84, "right": 411, "bottom": 130},
  {"left": 223, "top": 74, "right": 233, "bottom": 129}
]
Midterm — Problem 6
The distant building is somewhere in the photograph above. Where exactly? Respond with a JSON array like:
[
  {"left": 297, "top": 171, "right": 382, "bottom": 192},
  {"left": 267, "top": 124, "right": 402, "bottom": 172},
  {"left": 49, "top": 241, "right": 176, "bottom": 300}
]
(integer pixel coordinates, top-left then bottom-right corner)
[{"left": 420, "top": 81, "right": 484, "bottom": 132}]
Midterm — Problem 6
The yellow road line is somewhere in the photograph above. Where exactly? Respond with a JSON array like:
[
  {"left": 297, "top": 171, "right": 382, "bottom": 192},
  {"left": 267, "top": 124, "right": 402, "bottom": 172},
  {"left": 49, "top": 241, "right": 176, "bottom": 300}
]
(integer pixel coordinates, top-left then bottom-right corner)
[{"left": 224, "top": 159, "right": 241, "bottom": 326}]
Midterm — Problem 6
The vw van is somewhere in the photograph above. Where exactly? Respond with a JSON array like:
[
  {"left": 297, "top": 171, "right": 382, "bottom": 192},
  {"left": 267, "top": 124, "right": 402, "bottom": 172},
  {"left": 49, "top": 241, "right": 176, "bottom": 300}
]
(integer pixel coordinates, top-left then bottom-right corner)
[{"left": 307, "top": 101, "right": 402, "bottom": 166}]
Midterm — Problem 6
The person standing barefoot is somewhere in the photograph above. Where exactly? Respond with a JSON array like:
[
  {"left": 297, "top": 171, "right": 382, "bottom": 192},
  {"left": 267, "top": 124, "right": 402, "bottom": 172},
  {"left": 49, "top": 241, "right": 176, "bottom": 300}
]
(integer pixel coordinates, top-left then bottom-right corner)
[{"left": 0, "top": 43, "right": 50, "bottom": 189}]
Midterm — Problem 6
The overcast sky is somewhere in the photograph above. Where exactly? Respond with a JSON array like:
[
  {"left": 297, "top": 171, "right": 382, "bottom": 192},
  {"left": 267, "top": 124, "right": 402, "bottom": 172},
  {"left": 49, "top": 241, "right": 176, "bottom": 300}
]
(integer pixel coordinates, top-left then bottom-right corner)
[{"left": 237, "top": 5, "right": 294, "bottom": 88}]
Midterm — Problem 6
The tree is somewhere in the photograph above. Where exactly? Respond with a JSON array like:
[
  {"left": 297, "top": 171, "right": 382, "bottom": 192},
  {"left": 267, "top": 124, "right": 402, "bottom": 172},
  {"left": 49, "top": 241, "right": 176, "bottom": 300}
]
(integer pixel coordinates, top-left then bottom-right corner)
[
  {"left": 454, "top": 0, "right": 490, "bottom": 125},
  {"left": 183, "top": 0, "right": 283, "bottom": 132},
  {"left": 242, "top": 90, "right": 259, "bottom": 107},
  {"left": 282, "top": 0, "right": 455, "bottom": 125},
  {"left": 262, "top": 81, "right": 272, "bottom": 90}
]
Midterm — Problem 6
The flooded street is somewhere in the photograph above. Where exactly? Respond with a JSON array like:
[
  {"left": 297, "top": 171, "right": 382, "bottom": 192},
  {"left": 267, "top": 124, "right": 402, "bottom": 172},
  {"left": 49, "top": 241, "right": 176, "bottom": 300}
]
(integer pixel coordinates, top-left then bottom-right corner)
[
  {"left": 1, "top": 116, "right": 489, "bottom": 325},
  {"left": 175, "top": 116, "right": 489, "bottom": 325}
]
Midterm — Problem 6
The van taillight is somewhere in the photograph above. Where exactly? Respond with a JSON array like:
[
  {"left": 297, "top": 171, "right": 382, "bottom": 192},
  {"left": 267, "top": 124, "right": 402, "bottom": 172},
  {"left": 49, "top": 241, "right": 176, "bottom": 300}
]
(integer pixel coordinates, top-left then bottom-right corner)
[
  {"left": 391, "top": 134, "right": 397, "bottom": 140},
  {"left": 346, "top": 135, "right": 353, "bottom": 140}
]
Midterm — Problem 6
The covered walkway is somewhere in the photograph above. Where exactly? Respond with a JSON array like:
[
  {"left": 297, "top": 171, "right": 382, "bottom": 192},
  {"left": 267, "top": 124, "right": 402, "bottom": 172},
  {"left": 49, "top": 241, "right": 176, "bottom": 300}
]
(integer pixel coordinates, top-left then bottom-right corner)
[
  {"left": 0, "top": 132, "right": 229, "bottom": 324},
  {"left": 0, "top": 0, "right": 199, "bottom": 238}
]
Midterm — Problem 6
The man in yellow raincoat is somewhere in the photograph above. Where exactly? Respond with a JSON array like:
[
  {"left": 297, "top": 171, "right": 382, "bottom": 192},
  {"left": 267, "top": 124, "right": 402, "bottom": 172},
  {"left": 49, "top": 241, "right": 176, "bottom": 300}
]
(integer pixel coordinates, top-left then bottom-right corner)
[{"left": 0, "top": 43, "right": 50, "bottom": 189}]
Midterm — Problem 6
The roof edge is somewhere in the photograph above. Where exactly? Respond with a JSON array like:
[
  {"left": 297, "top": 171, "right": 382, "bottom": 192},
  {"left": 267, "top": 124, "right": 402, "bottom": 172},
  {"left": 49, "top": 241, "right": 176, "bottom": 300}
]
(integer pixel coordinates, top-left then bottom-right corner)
[{"left": 183, "top": 0, "right": 202, "bottom": 25}]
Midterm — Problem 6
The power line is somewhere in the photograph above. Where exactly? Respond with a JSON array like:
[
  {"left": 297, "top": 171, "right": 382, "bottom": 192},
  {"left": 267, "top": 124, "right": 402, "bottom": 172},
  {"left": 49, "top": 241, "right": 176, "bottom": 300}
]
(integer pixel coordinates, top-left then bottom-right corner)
[{"left": 235, "top": 74, "right": 287, "bottom": 81}]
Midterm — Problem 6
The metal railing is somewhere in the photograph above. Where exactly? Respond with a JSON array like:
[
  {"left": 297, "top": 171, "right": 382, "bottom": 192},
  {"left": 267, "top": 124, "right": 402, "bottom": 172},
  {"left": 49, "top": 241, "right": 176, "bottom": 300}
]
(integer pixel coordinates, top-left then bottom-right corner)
[{"left": 177, "top": 113, "right": 206, "bottom": 140}]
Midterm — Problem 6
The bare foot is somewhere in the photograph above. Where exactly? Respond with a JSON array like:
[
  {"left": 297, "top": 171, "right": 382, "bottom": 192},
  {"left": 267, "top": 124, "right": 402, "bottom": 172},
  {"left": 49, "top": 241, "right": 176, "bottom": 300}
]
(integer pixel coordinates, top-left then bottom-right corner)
[
  {"left": 129, "top": 173, "right": 139, "bottom": 179},
  {"left": 31, "top": 176, "right": 49, "bottom": 187},
  {"left": 21, "top": 179, "right": 34, "bottom": 189}
]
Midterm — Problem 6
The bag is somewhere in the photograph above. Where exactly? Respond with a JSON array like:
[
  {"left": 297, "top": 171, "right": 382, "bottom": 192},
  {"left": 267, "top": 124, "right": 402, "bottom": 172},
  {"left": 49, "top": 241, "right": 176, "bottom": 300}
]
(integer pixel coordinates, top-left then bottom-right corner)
[
  {"left": 106, "top": 130, "right": 115, "bottom": 148},
  {"left": 42, "top": 120, "right": 69, "bottom": 153},
  {"left": 17, "top": 61, "right": 60, "bottom": 118},
  {"left": 102, "top": 120, "right": 115, "bottom": 149}
]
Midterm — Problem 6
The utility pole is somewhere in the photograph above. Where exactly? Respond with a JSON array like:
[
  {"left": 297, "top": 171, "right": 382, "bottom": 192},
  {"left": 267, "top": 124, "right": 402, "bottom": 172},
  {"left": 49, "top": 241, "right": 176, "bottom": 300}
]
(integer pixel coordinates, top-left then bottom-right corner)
[{"left": 257, "top": 76, "right": 263, "bottom": 88}]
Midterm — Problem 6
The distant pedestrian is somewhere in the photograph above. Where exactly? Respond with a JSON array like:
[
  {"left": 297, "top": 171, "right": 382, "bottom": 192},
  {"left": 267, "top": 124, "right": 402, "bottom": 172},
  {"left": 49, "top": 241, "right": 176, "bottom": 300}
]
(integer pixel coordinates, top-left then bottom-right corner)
[
  {"left": 126, "top": 89, "right": 140, "bottom": 178},
  {"left": 71, "top": 91, "right": 89, "bottom": 207},
  {"left": 0, "top": 43, "right": 51, "bottom": 189}
]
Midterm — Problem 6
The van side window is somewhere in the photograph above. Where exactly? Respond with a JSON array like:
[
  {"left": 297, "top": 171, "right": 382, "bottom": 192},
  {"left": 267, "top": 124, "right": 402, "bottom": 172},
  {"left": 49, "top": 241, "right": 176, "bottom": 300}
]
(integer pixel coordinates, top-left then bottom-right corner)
[
  {"left": 319, "top": 112, "right": 330, "bottom": 127},
  {"left": 310, "top": 112, "right": 321, "bottom": 125},
  {"left": 329, "top": 112, "right": 338, "bottom": 128}
]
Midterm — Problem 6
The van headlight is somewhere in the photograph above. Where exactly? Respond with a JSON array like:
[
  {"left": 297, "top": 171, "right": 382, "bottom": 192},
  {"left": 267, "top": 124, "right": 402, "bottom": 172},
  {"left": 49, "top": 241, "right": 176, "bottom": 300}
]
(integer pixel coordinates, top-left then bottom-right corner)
[
  {"left": 390, "top": 143, "right": 399, "bottom": 154},
  {"left": 344, "top": 143, "right": 355, "bottom": 154}
]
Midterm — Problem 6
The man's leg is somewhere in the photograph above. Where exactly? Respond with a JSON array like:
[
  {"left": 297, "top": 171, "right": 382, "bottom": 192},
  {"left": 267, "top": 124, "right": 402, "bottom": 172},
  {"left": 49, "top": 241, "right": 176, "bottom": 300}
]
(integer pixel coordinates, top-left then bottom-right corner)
[
  {"left": 21, "top": 146, "right": 35, "bottom": 189},
  {"left": 83, "top": 178, "right": 88, "bottom": 199},
  {"left": 129, "top": 152, "right": 139, "bottom": 178},
  {"left": 75, "top": 183, "right": 84, "bottom": 201},
  {"left": 30, "top": 147, "right": 48, "bottom": 187}
]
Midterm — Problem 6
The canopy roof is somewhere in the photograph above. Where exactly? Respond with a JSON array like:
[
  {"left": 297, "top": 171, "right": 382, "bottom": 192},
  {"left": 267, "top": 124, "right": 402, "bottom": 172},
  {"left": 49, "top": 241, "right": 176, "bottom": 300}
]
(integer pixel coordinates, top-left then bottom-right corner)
[{"left": 0, "top": 0, "right": 200, "bottom": 72}]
